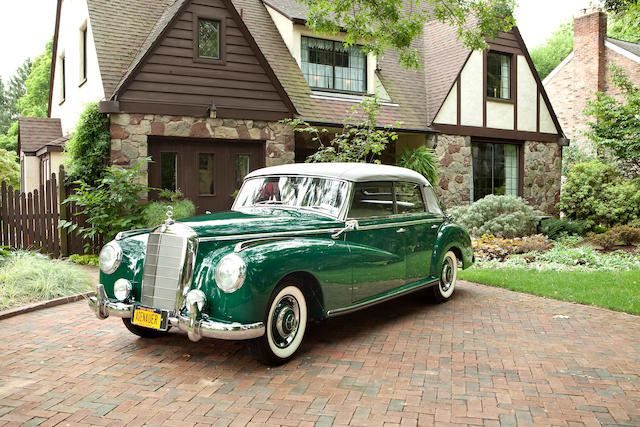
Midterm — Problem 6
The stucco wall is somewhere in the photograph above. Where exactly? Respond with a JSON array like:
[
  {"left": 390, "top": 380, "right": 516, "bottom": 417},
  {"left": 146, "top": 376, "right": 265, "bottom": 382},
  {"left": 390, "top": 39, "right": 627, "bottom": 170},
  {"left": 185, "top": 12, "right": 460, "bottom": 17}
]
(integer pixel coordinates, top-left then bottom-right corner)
[
  {"left": 49, "top": 0, "right": 104, "bottom": 134},
  {"left": 109, "top": 113, "right": 294, "bottom": 186},
  {"left": 20, "top": 154, "right": 40, "bottom": 194}
]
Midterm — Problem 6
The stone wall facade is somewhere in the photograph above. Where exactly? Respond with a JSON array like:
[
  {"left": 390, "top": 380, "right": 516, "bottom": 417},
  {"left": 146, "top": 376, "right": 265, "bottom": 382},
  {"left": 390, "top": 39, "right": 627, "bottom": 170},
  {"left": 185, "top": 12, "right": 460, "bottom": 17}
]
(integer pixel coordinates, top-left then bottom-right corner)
[
  {"left": 108, "top": 113, "right": 294, "bottom": 185},
  {"left": 434, "top": 133, "right": 561, "bottom": 214},
  {"left": 522, "top": 141, "right": 562, "bottom": 214},
  {"left": 434, "top": 134, "right": 472, "bottom": 209}
]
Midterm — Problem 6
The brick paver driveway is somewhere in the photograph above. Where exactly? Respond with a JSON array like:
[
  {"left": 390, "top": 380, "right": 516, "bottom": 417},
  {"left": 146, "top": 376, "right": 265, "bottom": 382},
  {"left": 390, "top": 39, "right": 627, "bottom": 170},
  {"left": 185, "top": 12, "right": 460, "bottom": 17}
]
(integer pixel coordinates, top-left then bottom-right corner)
[{"left": 1, "top": 281, "right": 639, "bottom": 427}]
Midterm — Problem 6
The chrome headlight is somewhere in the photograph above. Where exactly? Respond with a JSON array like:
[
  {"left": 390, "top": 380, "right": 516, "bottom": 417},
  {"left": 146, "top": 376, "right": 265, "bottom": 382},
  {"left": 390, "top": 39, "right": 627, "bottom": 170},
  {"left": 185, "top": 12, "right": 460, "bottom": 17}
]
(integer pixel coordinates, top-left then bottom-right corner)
[
  {"left": 214, "top": 253, "right": 246, "bottom": 293},
  {"left": 113, "top": 278, "right": 132, "bottom": 301},
  {"left": 99, "top": 241, "right": 122, "bottom": 274}
]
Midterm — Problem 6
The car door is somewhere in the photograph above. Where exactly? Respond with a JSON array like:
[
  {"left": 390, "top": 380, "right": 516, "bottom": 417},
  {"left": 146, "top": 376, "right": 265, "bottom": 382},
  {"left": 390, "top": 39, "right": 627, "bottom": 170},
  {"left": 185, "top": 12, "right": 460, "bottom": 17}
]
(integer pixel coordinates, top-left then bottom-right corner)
[
  {"left": 345, "top": 181, "right": 407, "bottom": 302},
  {"left": 396, "top": 182, "right": 444, "bottom": 284}
]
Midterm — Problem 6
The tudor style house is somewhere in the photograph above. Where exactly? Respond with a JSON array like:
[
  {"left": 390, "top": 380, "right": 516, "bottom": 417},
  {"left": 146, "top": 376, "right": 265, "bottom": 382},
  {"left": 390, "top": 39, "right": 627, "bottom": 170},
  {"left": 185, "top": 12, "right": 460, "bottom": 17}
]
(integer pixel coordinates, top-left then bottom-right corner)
[
  {"left": 30, "top": 0, "right": 567, "bottom": 213},
  {"left": 543, "top": 8, "right": 640, "bottom": 154}
]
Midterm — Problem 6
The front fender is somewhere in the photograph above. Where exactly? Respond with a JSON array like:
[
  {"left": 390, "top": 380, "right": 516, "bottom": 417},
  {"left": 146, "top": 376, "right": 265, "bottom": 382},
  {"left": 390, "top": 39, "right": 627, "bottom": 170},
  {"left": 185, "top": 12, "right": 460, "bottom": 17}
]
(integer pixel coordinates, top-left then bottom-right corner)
[
  {"left": 430, "top": 222, "right": 473, "bottom": 277},
  {"left": 192, "top": 237, "right": 352, "bottom": 324}
]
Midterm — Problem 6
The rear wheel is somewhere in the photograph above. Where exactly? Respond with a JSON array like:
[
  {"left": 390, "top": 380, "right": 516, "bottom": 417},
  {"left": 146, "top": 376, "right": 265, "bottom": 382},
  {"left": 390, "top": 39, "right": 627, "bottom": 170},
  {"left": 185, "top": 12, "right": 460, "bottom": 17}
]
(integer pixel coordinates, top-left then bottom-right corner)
[
  {"left": 431, "top": 251, "right": 457, "bottom": 303},
  {"left": 248, "top": 282, "right": 308, "bottom": 365},
  {"left": 122, "top": 318, "right": 169, "bottom": 338}
]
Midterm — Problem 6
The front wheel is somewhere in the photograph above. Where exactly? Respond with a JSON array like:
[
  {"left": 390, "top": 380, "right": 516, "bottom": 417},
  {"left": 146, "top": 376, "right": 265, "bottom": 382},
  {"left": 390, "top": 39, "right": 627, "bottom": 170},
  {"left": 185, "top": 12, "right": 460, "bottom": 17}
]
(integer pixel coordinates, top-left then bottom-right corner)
[
  {"left": 431, "top": 250, "right": 458, "bottom": 303},
  {"left": 122, "top": 318, "right": 169, "bottom": 338},
  {"left": 248, "top": 282, "right": 308, "bottom": 365}
]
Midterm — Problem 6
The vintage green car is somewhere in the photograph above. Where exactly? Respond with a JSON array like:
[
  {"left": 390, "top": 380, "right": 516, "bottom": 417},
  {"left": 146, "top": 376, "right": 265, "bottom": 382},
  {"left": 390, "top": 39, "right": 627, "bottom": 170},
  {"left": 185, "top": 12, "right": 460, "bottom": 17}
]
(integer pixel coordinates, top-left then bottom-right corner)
[{"left": 89, "top": 163, "right": 473, "bottom": 364}]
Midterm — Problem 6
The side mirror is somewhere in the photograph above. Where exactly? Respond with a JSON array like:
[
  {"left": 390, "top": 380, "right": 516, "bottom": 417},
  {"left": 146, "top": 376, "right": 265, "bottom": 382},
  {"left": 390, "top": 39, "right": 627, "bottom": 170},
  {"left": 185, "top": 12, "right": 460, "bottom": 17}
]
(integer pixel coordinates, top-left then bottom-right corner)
[{"left": 331, "top": 220, "right": 358, "bottom": 239}]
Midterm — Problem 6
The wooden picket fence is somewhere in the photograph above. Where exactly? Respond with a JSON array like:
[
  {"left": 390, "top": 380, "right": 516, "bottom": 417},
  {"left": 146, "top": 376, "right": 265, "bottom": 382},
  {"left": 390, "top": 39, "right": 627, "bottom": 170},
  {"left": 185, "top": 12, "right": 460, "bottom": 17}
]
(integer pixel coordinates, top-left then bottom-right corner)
[{"left": 0, "top": 166, "right": 102, "bottom": 256}]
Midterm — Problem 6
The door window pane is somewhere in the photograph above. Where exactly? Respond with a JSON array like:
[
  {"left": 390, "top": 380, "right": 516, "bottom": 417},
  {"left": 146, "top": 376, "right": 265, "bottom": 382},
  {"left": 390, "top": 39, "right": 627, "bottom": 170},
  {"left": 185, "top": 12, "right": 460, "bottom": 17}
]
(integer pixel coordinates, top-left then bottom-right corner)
[
  {"left": 472, "top": 142, "right": 519, "bottom": 201},
  {"left": 349, "top": 182, "right": 394, "bottom": 218},
  {"left": 487, "top": 52, "right": 511, "bottom": 99},
  {"left": 198, "top": 19, "right": 220, "bottom": 59},
  {"left": 235, "top": 155, "right": 250, "bottom": 190},
  {"left": 395, "top": 182, "right": 425, "bottom": 214},
  {"left": 424, "top": 187, "right": 443, "bottom": 214},
  {"left": 160, "top": 152, "right": 177, "bottom": 191},
  {"left": 199, "top": 153, "right": 215, "bottom": 195}
]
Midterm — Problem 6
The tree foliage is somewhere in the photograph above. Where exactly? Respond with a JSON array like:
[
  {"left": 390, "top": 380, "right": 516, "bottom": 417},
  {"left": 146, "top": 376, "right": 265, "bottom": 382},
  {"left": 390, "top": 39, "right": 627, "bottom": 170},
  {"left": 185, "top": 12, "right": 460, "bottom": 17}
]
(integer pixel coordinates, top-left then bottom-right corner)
[
  {"left": 300, "top": 0, "right": 516, "bottom": 69},
  {"left": 0, "top": 148, "right": 20, "bottom": 188},
  {"left": 284, "top": 96, "right": 399, "bottom": 163},
  {"left": 64, "top": 103, "right": 111, "bottom": 186},
  {"left": 0, "top": 42, "right": 50, "bottom": 152},
  {"left": 584, "top": 65, "right": 640, "bottom": 176},
  {"left": 531, "top": 13, "right": 640, "bottom": 80}
]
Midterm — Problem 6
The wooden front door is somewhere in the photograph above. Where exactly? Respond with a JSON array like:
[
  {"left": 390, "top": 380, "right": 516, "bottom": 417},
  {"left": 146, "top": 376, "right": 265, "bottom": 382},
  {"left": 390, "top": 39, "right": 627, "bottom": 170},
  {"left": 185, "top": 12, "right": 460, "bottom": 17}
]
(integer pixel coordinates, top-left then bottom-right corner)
[{"left": 148, "top": 137, "right": 265, "bottom": 214}]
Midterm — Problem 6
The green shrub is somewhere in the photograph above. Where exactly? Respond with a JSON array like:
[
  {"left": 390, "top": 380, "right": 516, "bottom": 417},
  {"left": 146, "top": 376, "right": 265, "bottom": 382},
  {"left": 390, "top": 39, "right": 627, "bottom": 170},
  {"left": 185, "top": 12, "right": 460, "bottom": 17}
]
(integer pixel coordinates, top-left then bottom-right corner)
[
  {"left": 64, "top": 102, "right": 111, "bottom": 186},
  {"left": 61, "top": 160, "right": 148, "bottom": 245},
  {"left": 557, "top": 160, "right": 640, "bottom": 230},
  {"left": 0, "top": 148, "right": 20, "bottom": 188},
  {"left": 590, "top": 225, "right": 640, "bottom": 249},
  {"left": 540, "top": 217, "right": 588, "bottom": 240},
  {"left": 448, "top": 195, "right": 539, "bottom": 238},
  {"left": 142, "top": 197, "right": 195, "bottom": 228},
  {"left": 0, "top": 251, "right": 93, "bottom": 310},
  {"left": 68, "top": 254, "right": 99, "bottom": 266}
]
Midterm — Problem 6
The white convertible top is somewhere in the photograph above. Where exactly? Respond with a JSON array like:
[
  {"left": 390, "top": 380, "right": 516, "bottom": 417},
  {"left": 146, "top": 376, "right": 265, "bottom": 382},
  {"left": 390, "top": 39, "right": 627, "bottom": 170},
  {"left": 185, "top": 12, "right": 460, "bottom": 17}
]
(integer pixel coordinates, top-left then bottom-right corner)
[{"left": 245, "top": 162, "right": 431, "bottom": 186}]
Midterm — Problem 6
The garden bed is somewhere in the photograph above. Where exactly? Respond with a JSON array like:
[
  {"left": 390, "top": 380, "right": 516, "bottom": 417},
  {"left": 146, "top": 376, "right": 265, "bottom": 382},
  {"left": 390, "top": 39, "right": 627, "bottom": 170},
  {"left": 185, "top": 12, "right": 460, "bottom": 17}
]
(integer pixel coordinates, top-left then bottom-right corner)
[{"left": 0, "top": 251, "right": 94, "bottom": 311}]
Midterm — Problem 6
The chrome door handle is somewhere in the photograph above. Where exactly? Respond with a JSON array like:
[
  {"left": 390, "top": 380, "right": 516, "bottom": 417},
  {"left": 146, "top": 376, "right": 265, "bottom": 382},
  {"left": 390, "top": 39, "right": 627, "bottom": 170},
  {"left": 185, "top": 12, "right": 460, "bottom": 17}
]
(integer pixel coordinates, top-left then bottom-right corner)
[
  {"left": 431, "top": 224, "right": 440, "bottom": 229},
  {"left": 396, "top": 228, "right": 406, "bottom": 233}
]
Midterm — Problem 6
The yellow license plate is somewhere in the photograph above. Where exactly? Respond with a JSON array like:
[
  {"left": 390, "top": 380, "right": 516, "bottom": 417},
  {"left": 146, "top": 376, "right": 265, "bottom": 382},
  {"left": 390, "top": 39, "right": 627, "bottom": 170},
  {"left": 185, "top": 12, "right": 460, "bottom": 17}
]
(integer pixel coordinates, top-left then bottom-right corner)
[{"left": 132, "top": 306, "right": 163, "bottom": 330}]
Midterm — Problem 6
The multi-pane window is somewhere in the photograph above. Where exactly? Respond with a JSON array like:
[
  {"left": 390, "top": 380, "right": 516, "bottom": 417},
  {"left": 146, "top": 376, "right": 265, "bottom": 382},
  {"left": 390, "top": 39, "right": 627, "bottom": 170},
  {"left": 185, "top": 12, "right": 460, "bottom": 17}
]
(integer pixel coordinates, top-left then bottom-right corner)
[
  {"left": 472, "top": 142, "right": 519, "bottom": 201},
  {"left": 487, "top": 52, "right": 511, "bottom": 100},
  {"left": 301, "top": 36, "right": 366, "bottom": 93},
  {"left": 80, "top": 26, "right": 87, "bottom": 82},
  {"left": 198, "top": 19, "right": 220, "bottom": 59},
  {"left": 60, "top": 55, "right": 66, "bottom": 101}
]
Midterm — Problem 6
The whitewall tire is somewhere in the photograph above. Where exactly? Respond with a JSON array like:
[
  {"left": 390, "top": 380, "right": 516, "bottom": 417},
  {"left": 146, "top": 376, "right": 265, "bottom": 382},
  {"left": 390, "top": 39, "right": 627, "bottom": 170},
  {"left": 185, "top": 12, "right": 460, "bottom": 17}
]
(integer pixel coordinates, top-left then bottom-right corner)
[
  {"left": 432, "top": 251, "right": 457, "bottom": 303},
  {"left": 248, "top": 282, "right": 308, "bottom": 365}
]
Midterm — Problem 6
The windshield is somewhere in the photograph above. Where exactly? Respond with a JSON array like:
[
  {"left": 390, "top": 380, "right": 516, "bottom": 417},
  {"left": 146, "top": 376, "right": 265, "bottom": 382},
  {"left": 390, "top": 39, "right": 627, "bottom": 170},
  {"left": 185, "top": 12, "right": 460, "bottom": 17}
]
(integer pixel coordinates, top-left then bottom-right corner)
[{"left": 233, "top": 176, "right": 350, "bottom": 218}]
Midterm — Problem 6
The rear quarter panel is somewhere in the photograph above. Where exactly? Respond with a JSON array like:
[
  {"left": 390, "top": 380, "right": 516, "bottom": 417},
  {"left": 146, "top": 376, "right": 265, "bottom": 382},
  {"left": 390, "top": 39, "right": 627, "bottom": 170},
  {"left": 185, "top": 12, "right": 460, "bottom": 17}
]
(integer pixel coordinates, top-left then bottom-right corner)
[{"left": 430, "top": 222, "right": 474, "bottom": 278}]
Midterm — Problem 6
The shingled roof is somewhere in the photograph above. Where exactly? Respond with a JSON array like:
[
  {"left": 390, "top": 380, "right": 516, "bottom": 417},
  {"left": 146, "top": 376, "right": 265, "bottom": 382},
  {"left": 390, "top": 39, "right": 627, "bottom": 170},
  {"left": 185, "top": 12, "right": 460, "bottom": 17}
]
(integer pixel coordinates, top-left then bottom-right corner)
[
  {"left": 77, "top": 0, "right": 489, "bottom": 131},
  {"left": 86, "top": 0, "right": 176, "bottom": 97},
  {"left": 18, "top": 117, "right": 63, "bottom": 155},
  {"left": 607, "top": 37, "right": 640, "bottom": 58}
]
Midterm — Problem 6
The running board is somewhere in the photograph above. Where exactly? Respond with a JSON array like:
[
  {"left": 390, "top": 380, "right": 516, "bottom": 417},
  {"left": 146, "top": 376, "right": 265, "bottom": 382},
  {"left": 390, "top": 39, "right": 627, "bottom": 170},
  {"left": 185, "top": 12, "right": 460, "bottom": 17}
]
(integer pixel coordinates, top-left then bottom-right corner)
[{"left": 326, "top": 278, "right": 439, "bottom": 318}]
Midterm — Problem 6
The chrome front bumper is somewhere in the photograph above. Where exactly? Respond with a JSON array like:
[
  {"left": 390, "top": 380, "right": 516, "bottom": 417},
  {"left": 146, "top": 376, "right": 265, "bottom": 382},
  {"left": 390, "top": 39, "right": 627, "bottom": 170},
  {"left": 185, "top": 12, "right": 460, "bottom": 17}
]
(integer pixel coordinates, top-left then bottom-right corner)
[{"left": 88, "top": 284, "right": 265, "bottom": 341}]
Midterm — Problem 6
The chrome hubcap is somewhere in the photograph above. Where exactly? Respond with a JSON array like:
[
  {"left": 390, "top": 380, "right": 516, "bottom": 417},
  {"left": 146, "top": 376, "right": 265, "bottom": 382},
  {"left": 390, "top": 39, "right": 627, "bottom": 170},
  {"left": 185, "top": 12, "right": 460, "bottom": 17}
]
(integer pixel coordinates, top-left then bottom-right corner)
[
  {"left": 441, "top": 258, "right": 454, "bottom": 292},
  {"left": 272, "top": 295, "right": 299, "bottom": 348}
]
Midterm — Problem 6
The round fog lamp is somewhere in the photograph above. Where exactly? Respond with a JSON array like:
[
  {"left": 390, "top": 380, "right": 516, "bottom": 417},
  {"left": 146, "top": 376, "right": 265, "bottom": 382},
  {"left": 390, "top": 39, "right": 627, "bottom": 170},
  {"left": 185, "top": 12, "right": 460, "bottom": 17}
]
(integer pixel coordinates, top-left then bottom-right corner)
[
  {"left": 113, "top": 278, "right": 132, "bottom": 301},
  {"left": 99, "top": 242, "right": 122, "bottom": 274}
]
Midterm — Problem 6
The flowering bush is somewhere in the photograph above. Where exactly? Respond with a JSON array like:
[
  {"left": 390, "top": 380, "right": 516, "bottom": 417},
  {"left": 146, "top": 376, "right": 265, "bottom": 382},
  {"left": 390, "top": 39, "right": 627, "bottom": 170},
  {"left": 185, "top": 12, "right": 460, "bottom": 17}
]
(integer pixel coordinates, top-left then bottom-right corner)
[{"left": 472, "top": 234, "right": 552, "bottom": 261}]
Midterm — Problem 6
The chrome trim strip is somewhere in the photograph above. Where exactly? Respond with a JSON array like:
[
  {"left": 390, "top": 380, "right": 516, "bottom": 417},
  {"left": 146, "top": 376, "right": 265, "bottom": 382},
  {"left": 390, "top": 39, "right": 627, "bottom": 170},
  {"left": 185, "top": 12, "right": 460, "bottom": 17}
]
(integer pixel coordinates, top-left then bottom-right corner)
[
  {"left": 198, "top": 228, "right": 343, "bottom": 242},
  {"left": 326, "top": 279, "right": 439, "bottom": 318},
  {"left": 355, "top": 218, "right": 442, "bottom": 231},
  {"left": 88, "top": 284, "right": 264, "bottom": 340},
  {"left": 234, "top": 237, "right": 293, "bottom": 252}
]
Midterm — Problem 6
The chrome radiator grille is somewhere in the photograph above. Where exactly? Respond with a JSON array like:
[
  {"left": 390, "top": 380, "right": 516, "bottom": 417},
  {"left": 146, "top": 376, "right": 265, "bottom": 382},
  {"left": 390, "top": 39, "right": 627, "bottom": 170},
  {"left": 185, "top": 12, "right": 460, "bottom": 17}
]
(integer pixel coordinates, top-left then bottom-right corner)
[{"left": 141, "top": 231, "right": 188, "bottom": 311}]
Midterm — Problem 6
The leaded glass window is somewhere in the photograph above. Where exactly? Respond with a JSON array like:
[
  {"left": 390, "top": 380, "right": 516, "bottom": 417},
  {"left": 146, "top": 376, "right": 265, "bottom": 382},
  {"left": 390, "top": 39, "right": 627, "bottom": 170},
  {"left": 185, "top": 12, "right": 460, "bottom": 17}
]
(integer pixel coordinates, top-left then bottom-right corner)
[
  {"left": 198, "top": 19, "right": 220, "bottom": 59},
  {"left": 301, "top": 36, "right": 366, "bottom": 93},
  {"left": 487, "top": 52, "right": 511, "bottom": 100},
  {"left": 472, "top": 142, "right": 519, "bottom": 201}
]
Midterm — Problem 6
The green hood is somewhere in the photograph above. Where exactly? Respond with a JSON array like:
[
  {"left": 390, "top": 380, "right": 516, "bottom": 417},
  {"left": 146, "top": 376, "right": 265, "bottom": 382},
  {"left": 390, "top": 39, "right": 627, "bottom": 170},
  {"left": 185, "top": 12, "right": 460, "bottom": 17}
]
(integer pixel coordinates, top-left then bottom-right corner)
[{"left": 177, "top": 208, "right": 343, "bottom": 239}]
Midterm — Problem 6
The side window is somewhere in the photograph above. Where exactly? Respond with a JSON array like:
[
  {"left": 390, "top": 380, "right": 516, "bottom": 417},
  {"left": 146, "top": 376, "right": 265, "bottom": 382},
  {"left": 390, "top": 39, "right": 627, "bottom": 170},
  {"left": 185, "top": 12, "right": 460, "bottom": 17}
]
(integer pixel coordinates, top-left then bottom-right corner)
[
  {"left": 424, "top": 186, "right": 443, "bottom": 215},
  {"left": 395, "top": 182, "right": 426, "bottom": 214},
  {"left": 349, "top": 182, "right": 394, "bottom": 218}
]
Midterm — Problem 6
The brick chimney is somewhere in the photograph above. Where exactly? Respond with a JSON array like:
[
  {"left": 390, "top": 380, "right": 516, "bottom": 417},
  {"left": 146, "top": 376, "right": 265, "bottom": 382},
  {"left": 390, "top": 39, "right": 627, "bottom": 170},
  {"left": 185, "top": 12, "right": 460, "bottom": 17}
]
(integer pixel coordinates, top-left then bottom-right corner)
[{"left": 574, "top": 8, "right": 607, "bottom": 93}]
